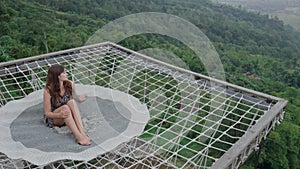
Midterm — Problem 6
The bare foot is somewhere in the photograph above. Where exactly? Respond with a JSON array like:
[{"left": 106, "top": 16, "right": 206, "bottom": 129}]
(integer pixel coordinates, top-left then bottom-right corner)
[
  {"left": 82, "top": 132, "right": 91, "bottom": 142},
  {"left": 86, "top": 136, "right": 91, "bottom": 142},
  {"left": 77, "top": 135, "right": 91, "bottom": 146},
  {"left": 85, "top": 135, "right": 91, "bottom": 142},
  {"left": 78, "top": 139, "right": 91, "bottom": 146}
]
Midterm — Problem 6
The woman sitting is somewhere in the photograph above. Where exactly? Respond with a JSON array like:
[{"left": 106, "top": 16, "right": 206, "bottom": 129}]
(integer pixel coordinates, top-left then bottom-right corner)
[{"left": 43, "top": 64, "right": 91, "bottom": 146}]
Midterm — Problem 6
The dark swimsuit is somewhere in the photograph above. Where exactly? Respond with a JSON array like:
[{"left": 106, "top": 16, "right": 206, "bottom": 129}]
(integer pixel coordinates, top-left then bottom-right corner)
[{"left": 44, "top": 92, "right": 72, "bottom": 127}]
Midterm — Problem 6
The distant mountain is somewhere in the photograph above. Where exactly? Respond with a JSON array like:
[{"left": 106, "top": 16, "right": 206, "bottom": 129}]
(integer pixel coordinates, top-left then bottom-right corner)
[
  {"left": 212, "top": 0, "right": 300, "bottom": 31},
  {"left": 213, "top": 0, "right": 300, "bottom": 11}
]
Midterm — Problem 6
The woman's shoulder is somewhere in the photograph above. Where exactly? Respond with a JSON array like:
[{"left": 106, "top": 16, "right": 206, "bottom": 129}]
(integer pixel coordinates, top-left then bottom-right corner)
[
  {"left": 44, "top": 87, "right": 50, "bottom": 92},
  {"left": 43, "top": 87, "right": 51, "bottom": 96}
]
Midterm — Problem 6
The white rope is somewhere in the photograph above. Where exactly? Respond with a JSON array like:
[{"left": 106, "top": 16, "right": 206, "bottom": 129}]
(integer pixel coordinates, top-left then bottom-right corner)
[{"left": 0, "top": 44, "right": 280, "bottom": 169}]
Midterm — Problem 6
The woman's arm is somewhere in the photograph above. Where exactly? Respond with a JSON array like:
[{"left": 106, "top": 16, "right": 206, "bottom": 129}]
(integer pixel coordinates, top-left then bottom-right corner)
[
  {"left": 43, "top": 89, "right": 62, "bottom": 119},
  {"left": 69, "top": 80, "right": 86, "bottom": 102}
]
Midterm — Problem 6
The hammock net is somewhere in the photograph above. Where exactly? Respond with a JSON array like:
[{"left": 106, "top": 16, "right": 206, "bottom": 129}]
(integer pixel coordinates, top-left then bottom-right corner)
[{"left": 0, "top": 42, "right": 287, "bottom": 169}]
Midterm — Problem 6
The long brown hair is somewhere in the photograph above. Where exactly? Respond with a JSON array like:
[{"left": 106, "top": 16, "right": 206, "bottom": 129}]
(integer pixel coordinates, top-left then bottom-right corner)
[{"left": 46, "top": 64, "right": 72, "bottom": 107}]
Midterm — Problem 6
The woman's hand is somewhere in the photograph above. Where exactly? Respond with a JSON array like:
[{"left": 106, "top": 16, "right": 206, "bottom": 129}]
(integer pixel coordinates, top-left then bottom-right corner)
[
  {"left": 59, "top": 107, "right": 70, "bottom": 118},
  {"left": 77, "top": 93, "right": 87, "bottom": 102}
]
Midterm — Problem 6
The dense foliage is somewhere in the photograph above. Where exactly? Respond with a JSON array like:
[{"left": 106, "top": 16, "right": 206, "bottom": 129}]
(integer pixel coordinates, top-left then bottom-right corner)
[{"left": 0, "top": 0, "right": 299, "bottom": 168}]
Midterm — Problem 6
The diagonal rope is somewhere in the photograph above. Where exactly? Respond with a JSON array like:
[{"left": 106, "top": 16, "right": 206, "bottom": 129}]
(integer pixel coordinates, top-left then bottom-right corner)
[{"left": 0, "top": 43, "right": 285, "bottom": 169}]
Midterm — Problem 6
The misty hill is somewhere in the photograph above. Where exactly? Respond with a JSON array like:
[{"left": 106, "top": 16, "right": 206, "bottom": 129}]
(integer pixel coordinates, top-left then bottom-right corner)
[
  {"left": 213, "top": 0, "right": 300, "bottom": 11},
  {"left": 213, "top": 0, "right": 300, "bottom": 31}
]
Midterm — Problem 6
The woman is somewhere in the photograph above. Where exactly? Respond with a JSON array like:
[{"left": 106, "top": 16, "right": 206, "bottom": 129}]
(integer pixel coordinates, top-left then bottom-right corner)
[{"left": 43, "top": 64, "right": 91, "bottom": 146}]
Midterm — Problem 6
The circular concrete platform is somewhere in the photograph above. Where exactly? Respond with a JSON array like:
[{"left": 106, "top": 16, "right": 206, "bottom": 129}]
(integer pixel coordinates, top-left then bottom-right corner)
[{"left": 0, "top": 84, "right": 150, "bottom": 165}]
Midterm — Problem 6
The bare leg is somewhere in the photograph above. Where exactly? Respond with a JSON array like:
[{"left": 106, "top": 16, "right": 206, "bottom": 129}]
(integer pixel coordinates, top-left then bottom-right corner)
[
  {"left": 53, "top": 105, "right": 90, "bottom": 145},
  {"left": 64, "top": 114, "right": 90, "bottom": 145},
  {"left": 53, "top": 105, "right": 69, "bottom": 126},
  {"left": 67, "top": 99, "right": 91, "bottom": 141}
]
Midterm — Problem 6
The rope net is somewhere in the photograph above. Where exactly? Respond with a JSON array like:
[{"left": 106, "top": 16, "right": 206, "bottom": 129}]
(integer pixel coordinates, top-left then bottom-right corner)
[{"left": 0, "top": 42, "right": 286, "bottom": 169}]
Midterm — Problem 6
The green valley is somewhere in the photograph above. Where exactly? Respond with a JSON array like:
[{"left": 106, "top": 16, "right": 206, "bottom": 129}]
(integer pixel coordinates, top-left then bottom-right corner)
[{"left": 0, "top": 0, "right": 299, "bottom": 168}]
